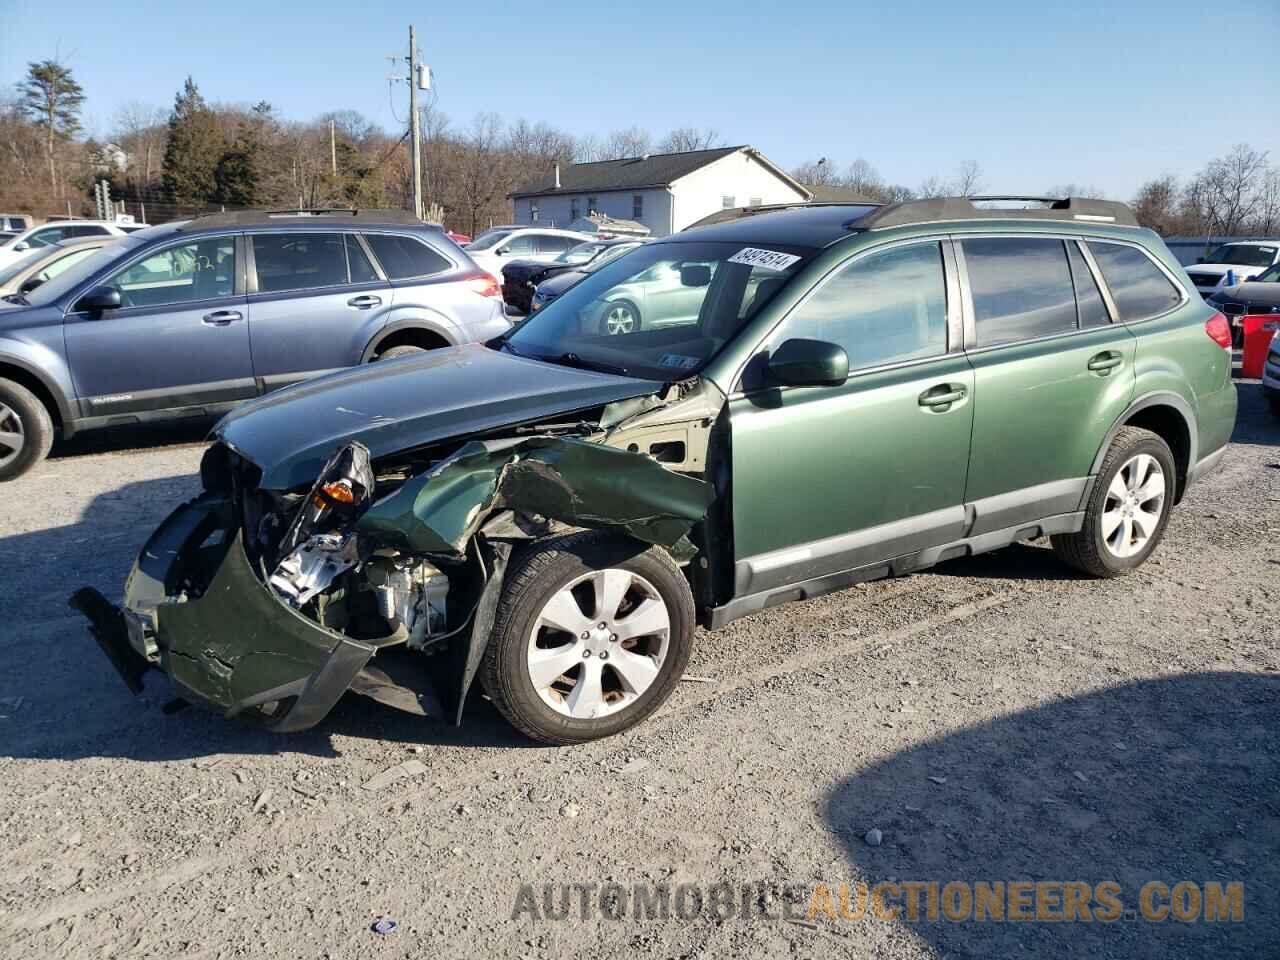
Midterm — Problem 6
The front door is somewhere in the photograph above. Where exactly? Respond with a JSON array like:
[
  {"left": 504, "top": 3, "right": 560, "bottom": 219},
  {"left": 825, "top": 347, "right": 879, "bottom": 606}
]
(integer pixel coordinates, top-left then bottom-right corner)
[
  {"left": 246, "top": 232, "right": 391, "bottom": 390},
  {"left": 958, "top": 236, "right": 1137, "bottom": 533},
  {"left": 64, "top": 234, "right": 256, "bottom": 418},
  {"left": 729, "top": 239, "right": 974, "bottom": 597}
]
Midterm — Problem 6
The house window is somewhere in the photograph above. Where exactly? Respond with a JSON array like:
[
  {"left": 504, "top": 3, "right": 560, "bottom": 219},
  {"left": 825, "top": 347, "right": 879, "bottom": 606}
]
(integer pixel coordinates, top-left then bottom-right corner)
[
  {"left": 570, "top": 198, "right": 580, "bottom": 221},
  {"left": 722, "top": 195, "right": 736, "bottom": 209},
  {"left": 530, "top": 202, "right": 539, "bottom": 222},
  {"left": 633, "top": 194, "right": 643, "bottom": 219},
  {"left": 749, "top": 197, "right": 762, "bottom": 207},
  {"left": 587, "top": 196, "right": 597, "bottom": 214}
]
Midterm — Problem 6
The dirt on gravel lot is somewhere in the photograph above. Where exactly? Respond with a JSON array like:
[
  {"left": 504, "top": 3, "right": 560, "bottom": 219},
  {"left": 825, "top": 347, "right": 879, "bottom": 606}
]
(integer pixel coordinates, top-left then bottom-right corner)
[{"left": 0, "top": 382, "right": 1277, "bottom": 960}]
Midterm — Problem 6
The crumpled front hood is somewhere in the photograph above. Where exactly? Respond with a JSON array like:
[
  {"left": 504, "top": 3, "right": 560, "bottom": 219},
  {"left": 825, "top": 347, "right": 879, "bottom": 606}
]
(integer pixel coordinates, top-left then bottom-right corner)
[{"left": 214, "top": 344, "right": 662, "bottom": 490}]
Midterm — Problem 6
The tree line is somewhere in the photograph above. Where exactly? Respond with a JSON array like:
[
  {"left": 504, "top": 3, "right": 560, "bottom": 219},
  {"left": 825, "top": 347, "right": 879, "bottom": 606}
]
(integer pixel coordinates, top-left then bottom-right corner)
[{"left": 2, "top": 58, "right": 1277, "bottom": 239}]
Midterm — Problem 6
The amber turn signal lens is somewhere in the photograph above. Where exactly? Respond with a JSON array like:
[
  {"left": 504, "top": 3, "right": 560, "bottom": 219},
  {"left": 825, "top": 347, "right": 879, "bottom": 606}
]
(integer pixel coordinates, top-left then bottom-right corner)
[{"left": 317, "top": 480, "right": 357, "bottom": 506}]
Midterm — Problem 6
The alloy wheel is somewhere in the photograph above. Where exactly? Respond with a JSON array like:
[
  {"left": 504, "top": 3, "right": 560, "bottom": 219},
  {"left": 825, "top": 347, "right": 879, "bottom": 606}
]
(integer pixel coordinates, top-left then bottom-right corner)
[
  {"left": 0, "top": 402, "right": 25, "bottom": 470},
  {"left": 526, "top": 568, "right": 671, "bottom": 719},
  {"left": 604, "top": 304, "right": 636, "bottom": 335},
  {"left": 1101, "top": 453, "right": 1166, "bottom": 558}
]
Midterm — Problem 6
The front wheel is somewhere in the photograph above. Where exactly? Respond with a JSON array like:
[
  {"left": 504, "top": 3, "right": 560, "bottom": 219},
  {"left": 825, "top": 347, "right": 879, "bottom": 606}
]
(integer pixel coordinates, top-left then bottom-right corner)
[
  {"left": 1051, "top": 426, "right": 1175, "bottom": 577},
  {"left": 480, "top": 532, "right": 694, "bottom": 744},
  {"left": 0, "top": 378, "right": 54, "bottom": 482}
]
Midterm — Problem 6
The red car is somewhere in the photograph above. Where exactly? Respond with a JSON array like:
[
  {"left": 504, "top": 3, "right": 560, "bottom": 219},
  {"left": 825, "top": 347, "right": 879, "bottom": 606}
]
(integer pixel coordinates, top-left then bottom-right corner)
[{"left": 446, "top": 230, "right": 471, "bottom": 246}]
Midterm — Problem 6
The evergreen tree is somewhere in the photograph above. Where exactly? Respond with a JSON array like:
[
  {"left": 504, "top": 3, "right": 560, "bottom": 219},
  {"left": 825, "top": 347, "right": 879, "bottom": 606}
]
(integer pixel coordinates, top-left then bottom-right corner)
[
  {"left": 161, "top": 77, "right": 224, "bottom": 206},
  {"left": 16, "top": 59, "right": 85, "bottom": 195}
]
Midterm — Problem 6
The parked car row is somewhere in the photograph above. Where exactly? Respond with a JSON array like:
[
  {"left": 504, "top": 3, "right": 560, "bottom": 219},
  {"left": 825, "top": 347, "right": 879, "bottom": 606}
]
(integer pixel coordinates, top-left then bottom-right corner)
[
  {"left": 501, "top": 238, "right": 643, "bottom": 313},
  {"left": 0, "top": 209, "right": 506, "bottom": 480},
  {"left": 0, "top": 218, "right": 147, "bottom": 269},
  {"left": 70, "top": 197, "right": 1236, "bottom": 749}
]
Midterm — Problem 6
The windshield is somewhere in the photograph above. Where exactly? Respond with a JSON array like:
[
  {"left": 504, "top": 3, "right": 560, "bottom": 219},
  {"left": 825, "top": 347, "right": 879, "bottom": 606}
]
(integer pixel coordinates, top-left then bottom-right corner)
[
  {"left": 467, "top": 229, "right": 513, "bottom": 251},
  {"left": 0, "top": 247, "right": 56, "bottom": 284},
  {"left": 555, "top": 242, "right": 607, "bottom": 265},
  {"left": 1250, "top": 261, "right": 1280, "bottom": 283},
  {"left": 506, "top": 239, "right": 813, "bottom": 380},
  {"left": 24, "top": 238, "right": 142, "bottom": 306},
  {"left": 1205, "top": 244, "right": 1276, "bottom": 268}
]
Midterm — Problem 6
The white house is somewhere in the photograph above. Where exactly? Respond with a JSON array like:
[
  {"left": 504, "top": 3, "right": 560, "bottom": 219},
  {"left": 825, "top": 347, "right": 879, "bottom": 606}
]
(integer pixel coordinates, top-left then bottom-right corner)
[{"left": 510, "top": 145, "right": 812, "bottom": 238}]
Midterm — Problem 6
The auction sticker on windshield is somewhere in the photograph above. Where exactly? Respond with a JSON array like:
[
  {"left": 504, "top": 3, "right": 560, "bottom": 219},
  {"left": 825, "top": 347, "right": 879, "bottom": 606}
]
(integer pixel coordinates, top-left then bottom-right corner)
[{"left": 727, "top": 248, "right": 802, "bottom": 272}]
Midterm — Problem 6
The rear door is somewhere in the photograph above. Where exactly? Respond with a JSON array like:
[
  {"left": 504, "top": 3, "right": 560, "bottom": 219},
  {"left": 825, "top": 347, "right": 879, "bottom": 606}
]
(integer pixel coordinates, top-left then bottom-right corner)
[
  {"left": 245, "top": 231, "right": 391, "bottom": 390},
  {"left": 64, "top": 233, "right": 255, "bottom": 417},
  {"left": 728, "top": 238, "right": 975, "bottom": 596},
  {"left": 959, "top": 235, "right": 1137, "bottom": 532}
]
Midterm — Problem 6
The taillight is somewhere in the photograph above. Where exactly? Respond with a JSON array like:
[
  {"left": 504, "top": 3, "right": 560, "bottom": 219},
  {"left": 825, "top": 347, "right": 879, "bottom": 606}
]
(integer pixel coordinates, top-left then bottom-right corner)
[
  {"left": 1205, "top": 312, "right": 1232, "bottom": 349},
  {"left": 464, "top": 272, "right": 501, "bottom": 299}
]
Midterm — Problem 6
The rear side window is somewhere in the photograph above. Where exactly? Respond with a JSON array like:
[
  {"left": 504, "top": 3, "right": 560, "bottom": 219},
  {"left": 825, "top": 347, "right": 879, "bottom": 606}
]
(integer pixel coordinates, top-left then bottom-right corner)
[
  {"left": 963, "top": 238, "right": 1076, "bottom": 346},
  {"left": 1067, "top": 241, "right": 1110, "bottom": 329},
  {"left": 364, "top": 234, "right": 451, "bottom": 279},
  {"left": 345, "top": 236, "right": 378, "bottom": 283},
  {"left": 70, "top": 225, "right": 110, "bottom": 238},
  {"left": 537, "top": 234, "right": 578, "bottom": 254},
  {"left": 1086, "top": 242, "right": 1182, "bottom": 321},
  {"left": 784, "top": 241, "right": 948, "bottom": 371},
  {"left": 253, "top": 233, "right": 349, "bottom": 293}
]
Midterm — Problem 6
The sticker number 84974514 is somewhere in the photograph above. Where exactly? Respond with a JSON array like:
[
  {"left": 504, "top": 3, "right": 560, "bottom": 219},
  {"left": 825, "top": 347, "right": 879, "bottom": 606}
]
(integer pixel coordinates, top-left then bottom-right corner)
[{"left": 727, "top": 247, "right": 802, "bottom": 272}]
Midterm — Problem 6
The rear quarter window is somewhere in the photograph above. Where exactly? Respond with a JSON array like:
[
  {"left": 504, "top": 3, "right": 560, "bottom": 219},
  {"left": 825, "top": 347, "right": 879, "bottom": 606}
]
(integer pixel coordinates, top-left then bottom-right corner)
[
  {"left": 1086, "top": 242, "right": 1183, "bottom": 321},
  {"left": 364, "top": 234, "right": 452, "bottom": 279}
]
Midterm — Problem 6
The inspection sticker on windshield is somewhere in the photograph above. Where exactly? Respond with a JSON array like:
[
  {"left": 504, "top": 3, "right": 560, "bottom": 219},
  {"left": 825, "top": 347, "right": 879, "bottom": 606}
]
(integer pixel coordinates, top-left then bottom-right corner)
[{"left": 727, "top": 247, "right": 801, "bottom": 272}]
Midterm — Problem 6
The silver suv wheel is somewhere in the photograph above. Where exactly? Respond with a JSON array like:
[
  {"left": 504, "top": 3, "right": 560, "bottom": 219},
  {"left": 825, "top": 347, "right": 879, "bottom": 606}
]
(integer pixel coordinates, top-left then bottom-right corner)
[
  {"left": 0, "top": 401, "right": 25, "bottom": 471},
  {"left": 526, "top": 568, "right": 670, "bottom": 719},
  {"left": 1101, "top": 453, "right": 1166, "bottom": 559}
]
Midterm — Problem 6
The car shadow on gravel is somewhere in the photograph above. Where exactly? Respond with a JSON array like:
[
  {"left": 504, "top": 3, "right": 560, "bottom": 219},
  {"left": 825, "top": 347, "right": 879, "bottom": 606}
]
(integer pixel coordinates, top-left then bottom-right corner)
[
  {"left": 1230, "top": 382, "right": 1277, "bottom": 447},
  {"left": 931, "top": 540, "right": 1088, "bottom": 582},
  {"left": 824, "top": 671, "right": 1279, "bottom": 959},
  {"left": 48, "top": 417, "right": 217, "bottom": 460}
]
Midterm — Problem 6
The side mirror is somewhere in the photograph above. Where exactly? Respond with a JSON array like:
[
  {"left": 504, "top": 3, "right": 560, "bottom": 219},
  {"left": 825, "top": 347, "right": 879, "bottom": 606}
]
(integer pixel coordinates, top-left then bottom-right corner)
[
  {"left": 680, "top": 264, "right": 712, "bottom": 287},
  {"left": 13, "top": 241, "right": 28, "bottom": 252},
  {"left": 768, "top": 338, "right": 849, "bottom": 387},
  {"left": 18, "top": 276, "right": 44, "bottom": 295},
  {"left": 75, "top": 285, "right": 122, "bottom": 314},
  {"left": 496, "top": 247, "right": 509, "bottom": 257}
]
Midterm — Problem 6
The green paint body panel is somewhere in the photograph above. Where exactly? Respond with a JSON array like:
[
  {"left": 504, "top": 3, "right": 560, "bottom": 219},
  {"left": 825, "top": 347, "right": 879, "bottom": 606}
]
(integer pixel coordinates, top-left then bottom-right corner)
[
  {"left": 730, "top": 355, "right": 974, "bottom": 559},
  {"left": 963, "top": 325, "right": 1136, "bottom": 503},
  {"left": 357, "top": 435, "right": 715, "bottom": 555}
]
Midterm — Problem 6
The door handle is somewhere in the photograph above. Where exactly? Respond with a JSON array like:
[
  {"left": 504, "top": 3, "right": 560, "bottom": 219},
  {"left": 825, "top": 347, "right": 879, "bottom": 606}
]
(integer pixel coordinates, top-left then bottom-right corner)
[
  {"left": 918, "top": 383, "right": 967, "bottom": 409},
  {"left": 201, "top": 310, "right": 242, "bottom": 326},
  {"left": 347, "top": 295, "right": 382, "bottom": 309},
  {"left": 1087, "top": 351, "right": 1123, "bottom": 374}
]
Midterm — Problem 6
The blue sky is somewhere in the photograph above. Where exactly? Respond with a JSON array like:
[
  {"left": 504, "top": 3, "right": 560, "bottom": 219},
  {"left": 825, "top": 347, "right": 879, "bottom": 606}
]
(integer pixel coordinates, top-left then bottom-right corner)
[{"left": 2, "top": 0, "right": 1277, "bottom": 199}]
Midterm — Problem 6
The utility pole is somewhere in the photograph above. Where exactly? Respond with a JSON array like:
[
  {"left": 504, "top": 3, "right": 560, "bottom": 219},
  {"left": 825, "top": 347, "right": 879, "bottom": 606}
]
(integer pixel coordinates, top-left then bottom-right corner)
[
  {"left": 330, "top": 119, "right": 337, "bottom": 176},
  {"left": 408, "top": 25, "right": 423, "bottom": 221}
]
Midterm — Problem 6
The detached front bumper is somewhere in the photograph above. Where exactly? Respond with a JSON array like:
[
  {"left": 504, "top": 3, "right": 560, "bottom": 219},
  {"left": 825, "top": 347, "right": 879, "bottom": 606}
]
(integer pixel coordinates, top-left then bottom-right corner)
[{"left": 74, "top": 494, "right": 378, "bottom": 733}]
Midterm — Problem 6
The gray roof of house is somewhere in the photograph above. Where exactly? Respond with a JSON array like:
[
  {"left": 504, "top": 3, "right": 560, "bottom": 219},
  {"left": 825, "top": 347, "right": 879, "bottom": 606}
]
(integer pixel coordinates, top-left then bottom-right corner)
[{"left": 512, "top": 146, "right": 810, "bottom": 200}]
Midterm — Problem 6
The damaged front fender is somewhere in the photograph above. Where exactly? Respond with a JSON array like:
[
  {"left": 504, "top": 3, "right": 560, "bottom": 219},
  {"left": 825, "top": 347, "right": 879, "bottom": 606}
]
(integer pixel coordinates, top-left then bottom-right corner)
[{"left": 355, "top": 435, "right": 715, "bottom": 557}]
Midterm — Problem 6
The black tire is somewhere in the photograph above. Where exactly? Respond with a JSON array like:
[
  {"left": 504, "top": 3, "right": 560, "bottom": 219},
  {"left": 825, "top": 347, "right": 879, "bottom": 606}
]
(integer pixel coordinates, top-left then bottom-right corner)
[
  {"left": 480, "top": 531, "right": 694, "bottom": 745},
  {"left": 0, "top": 378, "right": 54, "bottom": 482},
  {"left": 374, "top": 345, "right": 427, "bottom": 361},
  {"left": 1267, "top": 392, "right": 1280, "bottom": 420},
  {"left": 598, "top": 299, "right": 640, "bottom": 336},
  {"left": 1050, "top": 426, "right": 1176, "bottom": 578}
]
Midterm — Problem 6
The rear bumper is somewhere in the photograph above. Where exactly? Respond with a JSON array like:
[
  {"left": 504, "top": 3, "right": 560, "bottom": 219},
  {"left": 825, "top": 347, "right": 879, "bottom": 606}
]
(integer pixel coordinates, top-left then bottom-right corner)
[{"left": 73, "top": 494, "right": 376, "bottom": 733}]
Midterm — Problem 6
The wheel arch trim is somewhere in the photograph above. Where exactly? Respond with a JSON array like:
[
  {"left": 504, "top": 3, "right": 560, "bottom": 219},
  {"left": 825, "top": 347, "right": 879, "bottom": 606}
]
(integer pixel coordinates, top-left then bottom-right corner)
[{"left": 1090, "top": 391, "right": 1198, "bottom": 498}]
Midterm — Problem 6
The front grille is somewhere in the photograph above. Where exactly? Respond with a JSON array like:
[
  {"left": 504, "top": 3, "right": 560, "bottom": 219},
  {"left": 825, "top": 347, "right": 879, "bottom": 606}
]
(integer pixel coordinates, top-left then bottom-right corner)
[{"left": 1187, "top": 272, "right": 1220, "bottom": 288}]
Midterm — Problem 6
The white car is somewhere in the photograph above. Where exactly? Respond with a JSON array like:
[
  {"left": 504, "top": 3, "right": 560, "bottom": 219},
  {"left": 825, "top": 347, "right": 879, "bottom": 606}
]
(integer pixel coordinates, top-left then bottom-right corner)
[
  {"left": 464, "top": 227, "right": 590, "bottom": 282},
  {"left": 0, "top": 220, "right": 146, "bottom": 269},
  {"left": 1185, "top": 241, "right": 1280, "bottom": 298}
]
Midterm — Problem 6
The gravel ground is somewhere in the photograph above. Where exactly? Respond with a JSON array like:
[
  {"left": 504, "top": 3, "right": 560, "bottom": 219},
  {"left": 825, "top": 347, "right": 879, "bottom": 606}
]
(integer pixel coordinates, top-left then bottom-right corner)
[{"left": 0, "top": 379, "right": 1277, "bottom": 960}]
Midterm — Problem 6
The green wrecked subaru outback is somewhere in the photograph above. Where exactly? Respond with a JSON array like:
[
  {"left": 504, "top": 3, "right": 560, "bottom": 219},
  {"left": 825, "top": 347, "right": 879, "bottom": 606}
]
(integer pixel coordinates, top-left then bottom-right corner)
[{"left": 76, "top": 197, "right": 1237, "bottom": 745}]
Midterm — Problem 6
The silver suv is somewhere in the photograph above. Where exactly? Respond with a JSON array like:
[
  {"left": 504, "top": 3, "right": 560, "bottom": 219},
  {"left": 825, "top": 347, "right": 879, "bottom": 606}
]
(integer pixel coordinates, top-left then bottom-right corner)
[{"left": 0, "top": 209, "right": 509, "bottom": 480}]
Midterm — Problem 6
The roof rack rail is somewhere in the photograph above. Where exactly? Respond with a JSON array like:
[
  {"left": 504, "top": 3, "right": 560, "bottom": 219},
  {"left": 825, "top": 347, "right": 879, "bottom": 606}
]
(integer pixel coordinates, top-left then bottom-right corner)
[
  {"left": 850, "top": 196, "right": 1139, "bottom": 230},
  {"left": 184, "top": 208, "right": 425, "bottom": 229},
  {"left": 685, "top": 201, "right": 884, "bottom": 231}
]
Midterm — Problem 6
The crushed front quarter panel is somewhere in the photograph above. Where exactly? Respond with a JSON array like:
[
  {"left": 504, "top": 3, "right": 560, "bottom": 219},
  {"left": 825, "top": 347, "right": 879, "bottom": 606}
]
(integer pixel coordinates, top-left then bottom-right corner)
[{"left": 356, "top": 435, "right": 715, "bottom": 556}]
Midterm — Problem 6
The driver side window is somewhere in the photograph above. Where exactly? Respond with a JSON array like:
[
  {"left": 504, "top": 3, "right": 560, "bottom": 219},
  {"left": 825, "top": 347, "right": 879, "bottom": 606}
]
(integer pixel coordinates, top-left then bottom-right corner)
[
  {"left": 105, "top": 237, "right": 236, "bottom": 308},
  {"left": 783, "top": 242, "right": 948, "bottom": 372}
]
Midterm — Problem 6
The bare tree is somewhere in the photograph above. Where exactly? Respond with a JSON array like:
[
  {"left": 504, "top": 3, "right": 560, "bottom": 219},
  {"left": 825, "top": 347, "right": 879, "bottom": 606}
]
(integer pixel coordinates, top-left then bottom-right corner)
[
  {"left": 844, "top": 157, "right": 883, "bottom": 196},
  {"left": 1191, "top": 144, "right": 1269, "bottom": 235},
  {"left": 113, "top": 102, "right": 167, "bottom": 190},
  {"left": 1251, "top": 167, "right": 1280, "bottom": 235},
  {"left": 600, "top": 126, "right": 652, "bottom": 160},
  {"left": 953, "top": 160, "right": 983, "bottom": 196},
  {"left": 1132, "top": 175, "right": 1181, "bottom": 235},
  {"left": 917, "top": 175, "right": 948, "bottom": 199},
  {"left": 657, "top": 127, "right": 723, "bottom": 153},
  {"left": 790, "top": 158, "right": 837, "bottom": 186}
]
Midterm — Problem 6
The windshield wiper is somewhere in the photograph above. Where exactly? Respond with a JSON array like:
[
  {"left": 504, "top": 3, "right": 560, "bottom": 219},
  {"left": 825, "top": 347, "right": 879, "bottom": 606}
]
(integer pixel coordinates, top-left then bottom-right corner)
[{"left": 553, "top": 352, "right": 630, "bottom": 377}]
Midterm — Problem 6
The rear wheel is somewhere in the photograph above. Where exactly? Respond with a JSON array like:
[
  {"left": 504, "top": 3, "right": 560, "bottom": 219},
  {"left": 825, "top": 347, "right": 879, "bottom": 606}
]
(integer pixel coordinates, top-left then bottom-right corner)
[
  {"left": 1051, "top": 426, "right": 1175, "bottom": 577},
  {"left": 0, "top": 378, "right": 54, "bottom": 482},
  {"left": 480, "top": 532, "right": 694, "bottom": 744}
]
